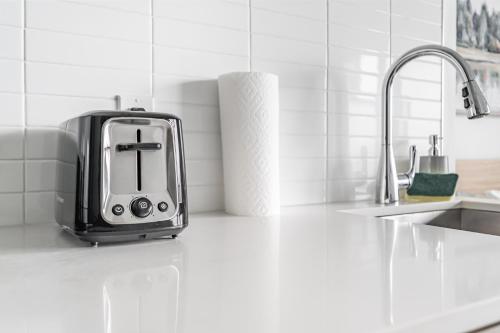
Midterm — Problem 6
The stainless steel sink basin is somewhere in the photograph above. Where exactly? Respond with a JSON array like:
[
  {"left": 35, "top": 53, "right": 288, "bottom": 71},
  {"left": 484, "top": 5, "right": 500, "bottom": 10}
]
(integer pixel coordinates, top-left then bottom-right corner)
[{"left": 380, "top": 209, "right": 500, "bottom": 237}]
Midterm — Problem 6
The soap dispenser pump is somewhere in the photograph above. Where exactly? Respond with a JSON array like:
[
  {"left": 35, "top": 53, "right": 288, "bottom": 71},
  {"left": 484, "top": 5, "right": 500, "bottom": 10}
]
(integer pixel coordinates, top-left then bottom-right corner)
[{"left": 419, "top": 135, "right": 449, "bottom": 174}]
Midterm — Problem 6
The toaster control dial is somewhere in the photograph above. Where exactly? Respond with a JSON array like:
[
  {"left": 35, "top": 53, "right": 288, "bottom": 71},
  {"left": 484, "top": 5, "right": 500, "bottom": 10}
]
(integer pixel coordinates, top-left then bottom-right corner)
[
  {"left": 158, "top": 201, "right": 168, "bottom": 212},
  {"left": 130, "top": 197, "right": 153, "bottom": 218},
  {"left": 112, "top": 204, "right": 125, "bottom": 216}
]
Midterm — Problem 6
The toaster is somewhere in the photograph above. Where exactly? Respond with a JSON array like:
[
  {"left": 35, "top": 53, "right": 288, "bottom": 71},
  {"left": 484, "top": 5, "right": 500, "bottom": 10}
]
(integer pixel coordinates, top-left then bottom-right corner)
[{"left": 55, "top": 110, "right": 188, "bottom": 245}]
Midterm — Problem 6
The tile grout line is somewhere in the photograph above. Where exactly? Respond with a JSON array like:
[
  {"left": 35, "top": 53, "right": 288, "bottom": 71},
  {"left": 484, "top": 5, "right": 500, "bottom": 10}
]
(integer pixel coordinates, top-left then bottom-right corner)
[
  {"left": 440, "top": 0, "right": 445, "bottom": 152},
  {"left": 22, "top": 0, "right": 27, "bottom": 224},
  {"left": 389, "top": 0, "right": 392, "bottom": 63},
  {"left": 325, "top": 0, "right": 330, "bottom": 203},
  {"left": 150, "top": 0, "right": 155, "bottom": 111},
  {"left": 248, "top": 0, "right": 253, "bottom": 71}
]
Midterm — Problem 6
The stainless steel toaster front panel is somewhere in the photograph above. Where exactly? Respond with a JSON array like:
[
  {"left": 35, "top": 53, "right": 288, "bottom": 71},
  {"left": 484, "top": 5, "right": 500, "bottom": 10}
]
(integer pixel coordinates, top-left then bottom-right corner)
[{"left": 100, "top": 117, "right": 180, "bottom": 225}]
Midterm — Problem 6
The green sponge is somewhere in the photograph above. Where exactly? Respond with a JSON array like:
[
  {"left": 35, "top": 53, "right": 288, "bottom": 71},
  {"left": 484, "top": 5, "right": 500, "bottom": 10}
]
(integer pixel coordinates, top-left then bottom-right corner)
[{"left": 407, "top": 173, "right": 459, "bottom": 197}]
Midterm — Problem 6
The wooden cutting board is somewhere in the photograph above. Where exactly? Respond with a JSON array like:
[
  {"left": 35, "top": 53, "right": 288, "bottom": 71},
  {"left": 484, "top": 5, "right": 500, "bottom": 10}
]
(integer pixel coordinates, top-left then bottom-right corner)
[{"left": 456, "top": 160, "right": 500, "bottom": 194}]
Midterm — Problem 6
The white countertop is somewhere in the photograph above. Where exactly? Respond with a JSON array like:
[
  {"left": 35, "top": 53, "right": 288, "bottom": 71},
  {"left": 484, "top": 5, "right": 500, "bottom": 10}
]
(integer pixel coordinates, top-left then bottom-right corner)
[{"left": 4, "top": 198, "right": 500, "bottom": 333}]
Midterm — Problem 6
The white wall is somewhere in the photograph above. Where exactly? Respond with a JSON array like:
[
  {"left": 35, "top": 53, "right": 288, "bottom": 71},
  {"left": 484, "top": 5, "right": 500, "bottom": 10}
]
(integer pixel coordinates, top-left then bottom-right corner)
[{"left": 0, "top": 0, "right": 444, "bottom": 225}]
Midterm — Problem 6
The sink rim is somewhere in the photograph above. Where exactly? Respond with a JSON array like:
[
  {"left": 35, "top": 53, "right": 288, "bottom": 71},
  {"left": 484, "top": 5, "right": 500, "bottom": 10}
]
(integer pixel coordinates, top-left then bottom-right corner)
[{"left": 339, "top": 197, "right": 500, "bottom": 219}]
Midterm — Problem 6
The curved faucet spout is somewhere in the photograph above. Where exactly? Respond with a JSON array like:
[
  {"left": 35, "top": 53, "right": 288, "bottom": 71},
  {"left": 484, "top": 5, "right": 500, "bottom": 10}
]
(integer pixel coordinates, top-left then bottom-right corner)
[{"left": 376, "top": 44, "right": 490, "bottom": 204}]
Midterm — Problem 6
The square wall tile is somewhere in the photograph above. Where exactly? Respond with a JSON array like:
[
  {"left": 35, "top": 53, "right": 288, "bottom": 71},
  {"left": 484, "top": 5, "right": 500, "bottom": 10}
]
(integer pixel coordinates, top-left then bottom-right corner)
[
  {"left": 26, "top": 128, "right": 60, "bottom": 160},
  {"left": 0, "top": 93, "right": 23, "bottom": 126},
  {"left": 0, "top": 193, "right": 23, "bottom": 226},
  {"left": 0, "top": 26, "right": 23, "bottom": 59},
  {"left": 0, "top": 161, "right": 24, "bottom": 192},
  {"left": 25, "top": 192, "right": 56, "bottom": 224},
  {"left": 0, "top": 0, "right": 23, "bottom": 27},
  {"left": 0, "top": 127, "right": 24, "bottom": 160},
  {"left": 0, "top": 59, "right": 23, "bottom": 93},
  {"left": 25, "top": 160, "right": 57, "bottom": 192}
]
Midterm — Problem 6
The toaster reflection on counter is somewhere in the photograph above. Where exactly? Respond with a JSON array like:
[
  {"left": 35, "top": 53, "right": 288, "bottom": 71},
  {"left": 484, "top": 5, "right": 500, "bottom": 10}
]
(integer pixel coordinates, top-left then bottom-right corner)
[{"left": 55, "top": 110, "right": 188, "bottom": 245}]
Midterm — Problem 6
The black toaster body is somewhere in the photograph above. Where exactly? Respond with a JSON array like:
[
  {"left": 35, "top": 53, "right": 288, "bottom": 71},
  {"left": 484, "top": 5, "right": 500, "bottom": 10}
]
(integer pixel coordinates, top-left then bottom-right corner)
[{"left": 55, "top": 111, "right": 188, "bottom": 244}]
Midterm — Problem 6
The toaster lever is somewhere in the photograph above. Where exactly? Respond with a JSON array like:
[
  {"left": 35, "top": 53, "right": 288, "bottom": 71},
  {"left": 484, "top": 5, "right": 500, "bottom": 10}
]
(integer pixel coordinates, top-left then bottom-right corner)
[{"left": 116, "top": 142, "right": 162, "bottom": 152}]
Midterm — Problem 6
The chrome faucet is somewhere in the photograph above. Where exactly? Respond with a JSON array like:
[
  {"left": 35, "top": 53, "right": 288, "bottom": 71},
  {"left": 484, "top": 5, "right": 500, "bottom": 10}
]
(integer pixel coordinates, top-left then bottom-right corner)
[{"left": 376, "top": 45, "right": 490, "bottom": 204}]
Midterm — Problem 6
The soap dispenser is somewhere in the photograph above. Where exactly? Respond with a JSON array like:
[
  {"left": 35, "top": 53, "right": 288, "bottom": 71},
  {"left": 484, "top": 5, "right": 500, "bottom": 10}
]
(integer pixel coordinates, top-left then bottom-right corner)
[{"left": 419, "top": 135, "right": 449, "bottom": 174}]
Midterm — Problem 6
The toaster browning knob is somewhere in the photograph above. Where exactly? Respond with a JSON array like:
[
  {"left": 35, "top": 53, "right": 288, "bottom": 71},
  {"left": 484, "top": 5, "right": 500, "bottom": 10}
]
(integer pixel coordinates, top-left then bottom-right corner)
[
  {"left": 112, "top": 204, "right": 125, "bottom": 216},
  {"left": 158, "top": 201, "right": 168, "bottom": 212},
  {"left": 130, "top": 197, "right": 153, "bottom": 218}
]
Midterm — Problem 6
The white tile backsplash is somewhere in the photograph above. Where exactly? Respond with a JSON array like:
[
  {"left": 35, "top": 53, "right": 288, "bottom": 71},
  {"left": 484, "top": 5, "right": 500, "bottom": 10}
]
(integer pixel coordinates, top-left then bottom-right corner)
[
  {"left": 0, "top": 25, "right": 23, "bottom": 59},
  {"left": 252, "top": 34, "right": 326, "bottom": 66},
  {"left": 253, "top": 60, "right": 326, "bottom": 89},
  {"left": 26, "top": 29, "right": 152, "bottom": 71},
  {"left": 0, "top": 93, "right": 24, "bottom": 126},
  {"left": 251, "top": 0, "right": 326, "bottom": 21},
  {"left": 279, "top": 87, "right": 326, "bottom": 112},
  {"left": 26, "top": 0, "right": 151, "bottom": 42},
  {"left": 0, "top": 128, "right": 24, "bottom": 160},
  {"left": 280, "top": 158, "right": 326, "bottom": 182},
  {"left": 331, "top": 47, "right": 390, "bottom": 75},
  {"left": 0, "top": 193, "right": 23, "bottom": 226},
  {"left": 153, "top": 75, "right": 219, "bottom": 105},
  {"left": 186, "top": 159, "right": 224, "bottom": 186},
  {"left": 0, "top": 161, "right": 24, "bottom": 192},
  {"left": 0, "top": 0, "right": 23, "bottom": 27},
  {"left": 26, "top": 95, "right": 115, "bottom": 127},
  {"left": 154, "top": 46, "right": 248, "bottom": 78},
  {"left": 252, "top": 8, "right": 326, "bottom": 43},
  {"left": 0, "top": 59, "right": 23, "bottom": 92},
  {"left": 0, "top": 0, "right": 446, "bottom": 223},
  {"left": 154, "top": 18, "right": 248, "bottom": 55},
  {"left": 26, "top": 62, "right": 151, "bottom": 97},
  {"left": 331, "top": 25, "right": 390, "bottom": 54},
  {"left": 153, "top": 0, "right": 248, "bottom": 30},
  {"left": 25, "top": 128, "right": 60, "bottom": 159},
  {"left": 391, "top": 14, "right": 441, "bottom": 42},
  {"left": 24, "top": 192, "right": 55, "bottom": 224},
  {"left": 391, "top": 0, "right": 442, "bottom": 24},
  {"left": 75, "top": 0, "right": 151, "bottom": 15},
  {"left": 330, "top": 1, "right": 389, "bottom": 33},
  {"left": 25, "top": 160, "right": 57, "bottom": 192}
]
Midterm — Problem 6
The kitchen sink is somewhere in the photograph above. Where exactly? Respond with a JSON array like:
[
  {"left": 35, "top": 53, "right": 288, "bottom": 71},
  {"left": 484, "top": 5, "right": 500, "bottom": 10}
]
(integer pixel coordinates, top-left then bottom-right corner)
[{"left": 380, "top": 209, "right": 500, "bottom": 237}]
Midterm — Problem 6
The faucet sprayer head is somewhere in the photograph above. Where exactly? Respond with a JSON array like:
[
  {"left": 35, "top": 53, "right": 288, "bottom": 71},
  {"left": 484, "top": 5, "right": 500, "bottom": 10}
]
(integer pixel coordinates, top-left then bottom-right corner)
[{"left": 462, "top": 80, "right": 490, "bottom": 119}]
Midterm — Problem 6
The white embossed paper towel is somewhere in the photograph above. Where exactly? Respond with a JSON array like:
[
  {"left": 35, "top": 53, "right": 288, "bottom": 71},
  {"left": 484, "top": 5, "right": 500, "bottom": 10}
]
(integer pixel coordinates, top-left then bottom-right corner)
[{"left": 218, "top": 72, "right": 280, "bottom": 216}]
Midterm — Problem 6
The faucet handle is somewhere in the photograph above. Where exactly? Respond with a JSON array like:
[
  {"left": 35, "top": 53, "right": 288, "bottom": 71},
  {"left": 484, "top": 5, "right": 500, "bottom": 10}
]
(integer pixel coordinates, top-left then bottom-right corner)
[
  {"left": 407, "top": 145, "right": 417, "bottom": 181},
  {"left": 398, "top": 145, "right": 417, "bottom": 188}
]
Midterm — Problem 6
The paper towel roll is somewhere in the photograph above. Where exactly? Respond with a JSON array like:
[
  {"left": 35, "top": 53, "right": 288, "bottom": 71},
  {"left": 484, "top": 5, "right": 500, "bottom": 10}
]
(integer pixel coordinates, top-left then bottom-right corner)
[{"left": 218, "top": 72, "right": 280, "bottom": 216}]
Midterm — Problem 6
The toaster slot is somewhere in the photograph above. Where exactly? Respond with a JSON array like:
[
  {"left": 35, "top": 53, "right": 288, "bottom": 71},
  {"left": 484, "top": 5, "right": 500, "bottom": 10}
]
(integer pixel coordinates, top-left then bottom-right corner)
[{"left": 136, "top": 129, "right": 141, "bottom": 191}]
